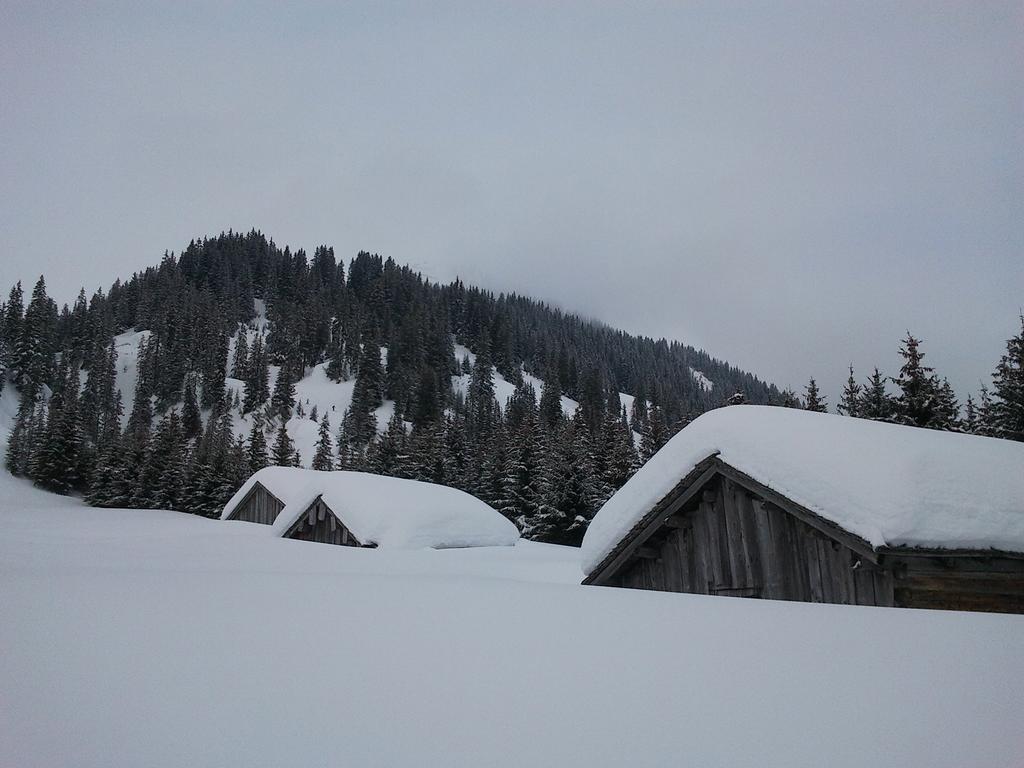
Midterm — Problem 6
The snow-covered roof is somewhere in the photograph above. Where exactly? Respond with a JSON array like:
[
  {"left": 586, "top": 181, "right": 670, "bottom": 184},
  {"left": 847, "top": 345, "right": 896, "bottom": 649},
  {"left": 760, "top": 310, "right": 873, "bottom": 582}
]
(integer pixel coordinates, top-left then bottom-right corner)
[
  {"left": 582, "top": 405, "right": 1024, "bottom": 575},
  {"left": 222, "top": 467, "right": 520, "bottom": 549}
]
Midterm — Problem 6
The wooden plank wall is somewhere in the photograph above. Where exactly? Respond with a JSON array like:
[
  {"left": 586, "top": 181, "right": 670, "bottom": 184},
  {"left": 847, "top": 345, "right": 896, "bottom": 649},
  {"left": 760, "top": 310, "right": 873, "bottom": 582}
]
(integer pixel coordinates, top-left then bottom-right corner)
[
  {"left": 286, "top": 498, "right": 361, "bottom": 547},
  {"left": 232, "top": 485, "right": 285, "bottom": 525},
  {"left": 891, "top": 556, "right": 1024, "bottom": 614},
  {"left": 613, "top": 476, "right": 894, "bottom": 607}
]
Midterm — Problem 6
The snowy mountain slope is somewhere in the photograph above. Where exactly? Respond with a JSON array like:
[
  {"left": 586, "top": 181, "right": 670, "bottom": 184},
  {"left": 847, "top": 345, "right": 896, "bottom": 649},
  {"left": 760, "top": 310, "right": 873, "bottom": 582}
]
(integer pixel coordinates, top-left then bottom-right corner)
[
  {"left": 1, "top": 468, "right": 1022, "bottom": 768},
  {"left": 451, "top": 343, "right": 580, "bottom": 416}
]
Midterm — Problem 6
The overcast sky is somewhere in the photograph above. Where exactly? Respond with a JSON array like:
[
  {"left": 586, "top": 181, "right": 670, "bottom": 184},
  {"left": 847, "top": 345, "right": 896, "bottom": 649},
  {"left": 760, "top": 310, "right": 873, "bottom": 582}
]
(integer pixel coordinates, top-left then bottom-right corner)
[{"left": 1, "top": 2, "right": 1021, "bottom": 401}]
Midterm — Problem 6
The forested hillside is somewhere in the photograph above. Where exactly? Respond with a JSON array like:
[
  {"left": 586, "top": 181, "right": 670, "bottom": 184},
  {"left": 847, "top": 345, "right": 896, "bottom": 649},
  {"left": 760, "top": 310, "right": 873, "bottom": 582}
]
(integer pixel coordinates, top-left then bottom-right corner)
[{"left": 0, "top": 230, "right": 779, "bottom": 543}]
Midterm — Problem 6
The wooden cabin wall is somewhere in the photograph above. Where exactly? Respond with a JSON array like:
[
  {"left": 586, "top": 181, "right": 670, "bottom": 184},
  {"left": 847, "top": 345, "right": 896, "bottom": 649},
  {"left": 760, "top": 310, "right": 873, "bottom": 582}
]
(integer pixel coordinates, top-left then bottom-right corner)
[
  {"left": 889, "top": 555, "right": 1024, "bottom": 615},
  {"left": 611, "top": 476, "right": 894, "bottom": 607},
  {"left": 287, "top": 498, "right": 361, "bottom": 547},
  {"left": 230, "top": 484, "right": 285, "bottom": 525}
]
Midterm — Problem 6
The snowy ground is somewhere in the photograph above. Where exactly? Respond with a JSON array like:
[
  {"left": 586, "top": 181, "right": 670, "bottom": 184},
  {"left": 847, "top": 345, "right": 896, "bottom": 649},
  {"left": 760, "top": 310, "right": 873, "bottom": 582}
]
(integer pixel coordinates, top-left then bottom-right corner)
[{"left": 2, "top": 467, "right": 1023, "bottom": 767}]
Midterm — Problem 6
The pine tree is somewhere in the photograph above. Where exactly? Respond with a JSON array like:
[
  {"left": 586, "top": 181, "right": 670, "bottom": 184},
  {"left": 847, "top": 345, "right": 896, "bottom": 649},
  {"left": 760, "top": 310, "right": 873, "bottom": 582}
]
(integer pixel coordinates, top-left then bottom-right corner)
[
  {"left": 976, "top": 385, "right": 997, "bottom": 436},
  {"left": 247, "top": 416, "right": 270, "bottom": 473},
  {"left": 989, "top": 315, "right": 1024, "bottom": 441},
  {"left": 539, "top": 363, "right": 564, "bottom": 429},
  {"left": 837, "top": 366, "right": 862, "bottom": 417},
  {"left": 891, "top": 333, "right": 940, "bottom": 428},
  {"left": 803, "top": 377, "right": 827, "bottom": 413},
  {"left": 243, "top": 335, "right": 270, "bottom": 413},
  {"left": 1, "top": 281, "right": 24, "bottom": 370},
  {"left": 860, "top": 368, "right": 893, "bottom": 421},
  {"left": 311, "top": 413, "right": 335, "bottom": 471},
  {"left": 963, "top": 394, "right": 978, "bottom": 435},
  {"left": 15, "top": 276, "right": 56, "bottom": 397},
  {"left": 270, "top": 421, "right": 296, "bottom": 467},
  {"left": 933, "top": 378, "right": 960, "bottom": 432},
  {"left": 639, "top": 404, "right": 668, "bottom": 463},
  {"left": 181, "top": 375, "right": 202, "bottom": 439},
  {"left": 271, "top": 361, "right": 297, "bottom": 420},
  {"left": 231, "top": 331, "right": 250, "bottom": 380}
]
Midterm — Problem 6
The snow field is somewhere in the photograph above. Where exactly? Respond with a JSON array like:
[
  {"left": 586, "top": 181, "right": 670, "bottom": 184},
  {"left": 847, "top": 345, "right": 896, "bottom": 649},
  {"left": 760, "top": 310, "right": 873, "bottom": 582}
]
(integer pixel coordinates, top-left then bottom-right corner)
[{"left": 1, "top": 469, "right": 1022, "bottom": 768}]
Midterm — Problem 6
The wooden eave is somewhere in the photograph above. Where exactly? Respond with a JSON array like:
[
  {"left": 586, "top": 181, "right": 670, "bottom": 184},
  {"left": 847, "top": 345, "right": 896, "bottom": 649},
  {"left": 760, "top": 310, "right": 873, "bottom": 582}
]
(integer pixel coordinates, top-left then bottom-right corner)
[
  {"left": 875, "top": 545, "right": 1024, "bottom": 562},
  {"left": 583, "top": 455, "right": 880, "bottom": 587},
  {"left": 224, "top": 481, "right": 287, "bottom": 521},
  {"left": 582, "top": 456, "right": 720, "bottom": 586}
]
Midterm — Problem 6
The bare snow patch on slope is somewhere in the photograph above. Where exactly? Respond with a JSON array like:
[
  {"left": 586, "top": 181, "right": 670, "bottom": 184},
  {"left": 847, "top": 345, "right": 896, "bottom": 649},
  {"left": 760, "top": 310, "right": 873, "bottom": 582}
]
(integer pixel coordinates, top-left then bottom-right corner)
[{"left": 690, "top": 367, "right": 713, "bottom": 392}]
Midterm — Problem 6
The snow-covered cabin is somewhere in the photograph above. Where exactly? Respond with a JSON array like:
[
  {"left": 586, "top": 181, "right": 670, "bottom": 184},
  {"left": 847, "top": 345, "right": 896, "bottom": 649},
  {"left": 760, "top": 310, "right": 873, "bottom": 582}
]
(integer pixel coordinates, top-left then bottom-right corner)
[
  {"left": 222, "top": 467, "right": 520, "bottom": 549},
  {"left": 582, "top": 406, "right": 1024, "bottom": 613}
]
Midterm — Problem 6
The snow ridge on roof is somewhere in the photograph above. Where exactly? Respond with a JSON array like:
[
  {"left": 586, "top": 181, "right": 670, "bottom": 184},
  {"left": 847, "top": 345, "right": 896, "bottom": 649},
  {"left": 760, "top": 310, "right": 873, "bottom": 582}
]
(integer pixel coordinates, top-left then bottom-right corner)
[
  {"left": 581, "top": 406, "right": 1024, "bottom": 575},
  {"left": 223, "top": 467, "right": 520, "bottom": 549}
]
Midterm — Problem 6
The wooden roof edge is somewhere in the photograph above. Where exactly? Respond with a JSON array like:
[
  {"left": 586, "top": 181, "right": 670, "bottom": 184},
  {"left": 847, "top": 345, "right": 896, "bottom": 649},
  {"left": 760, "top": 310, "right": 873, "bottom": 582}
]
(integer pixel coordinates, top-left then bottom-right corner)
[
  {"left": 876, "top": 545, "right": 1024, "bottom": 561},
  {"left": 710, "top": 459, "right": 879, "bottom": 563},
  {"left": 582, "top": 455, "right": 721, "bottom": 586}
]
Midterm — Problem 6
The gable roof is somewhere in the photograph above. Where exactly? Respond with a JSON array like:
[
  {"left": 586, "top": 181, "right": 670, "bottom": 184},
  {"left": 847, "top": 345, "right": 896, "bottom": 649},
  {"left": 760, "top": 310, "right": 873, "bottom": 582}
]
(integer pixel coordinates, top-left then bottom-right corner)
[
  {"left": 222, "top": 467, "right": 520, "bottom": 549},
  {"left": 581, "top": 406, "right": 1024, "bottom": 577}
]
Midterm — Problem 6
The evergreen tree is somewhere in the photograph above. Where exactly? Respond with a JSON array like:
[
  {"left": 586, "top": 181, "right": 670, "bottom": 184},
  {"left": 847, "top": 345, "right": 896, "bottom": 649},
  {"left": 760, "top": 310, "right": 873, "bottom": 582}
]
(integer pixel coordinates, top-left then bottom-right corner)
[
  {"left": 231, "top": 332, "right": 250, "bottom": 380},
  {"left": 837, "top": 366, "right": 862, "bottom": 417},
  {"left": 15, "top": 276, "right": 56, "bottom": 397},
  {"left": 860, "top": 368, "right": 893, "bottom": 421},
  {"left": 181, "top": 375, "right": 202, "bottom": 439},
  {"left": 247, "top": 416, "right": 270, "bottom": 473},
  {"left": 1, "top": 281, "right": 24, "bottom": 370},
  {"left": 270, "top": 421, "right": 296, "bottom": 466},
  {"left": 779, "top": 389, "right": 800, "bottom": 408},
  {"left": 892, "top": 333, "right": 941, "bottom": 428},
  {"left": 989, "top": 316, "right": 1024, "bottom": 441},
  {"left": 271, "top": 361, "right": 297, "bottom": 420},
  {"left": 311, "top": 413, "right": 335, "bottom": 471},
  {"left": 538, "top": 364, "right": 563, "bottom": 429},
  {"left": 803, "top": 377, "right": 827, "bottom": 413},
  {"left": 963, "top": 394, "right": 978, "bottom": 435},
  {"left": 639, "top": 404, "right": 668, "bottom": 463},
  {"left": 243, "top": 335, "right": 270, "bottom": 413}
]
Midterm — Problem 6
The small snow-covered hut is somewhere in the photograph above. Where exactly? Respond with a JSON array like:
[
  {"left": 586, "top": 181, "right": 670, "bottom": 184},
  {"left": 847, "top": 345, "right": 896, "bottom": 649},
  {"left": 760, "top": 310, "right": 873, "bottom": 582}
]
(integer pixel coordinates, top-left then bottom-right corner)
[
  {"left": 582, "top": 406, "right": 1024, "bottom": 613},
  {"left": 222, "top": 467, "right": 520, "bottom": 549}
]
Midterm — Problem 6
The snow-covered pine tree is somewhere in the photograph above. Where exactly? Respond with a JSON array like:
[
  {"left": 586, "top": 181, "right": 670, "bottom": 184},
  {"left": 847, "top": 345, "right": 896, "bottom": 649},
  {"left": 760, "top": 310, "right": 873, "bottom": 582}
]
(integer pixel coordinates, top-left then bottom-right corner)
[
  {"left": 0, "top": 282, "right": 24, "bottom": 371},
  {"left": 231, "top": 331, "right": 249, "bottom": 380},
  {"left": 859, "top": 368, "right": 893, "bottom": 421},
  {"left": 14, "top": 276, "right": 56, "bottom": 398},
  {"left": 247, "top": 415, "right": 270, "bottom": 474},
  {"left": 538, "top": 363, "right": 564, "bottom": 429},
  {"left": 242, "top": 335, "right": 270, "bottom": 413},
  {"left": 933, "top": 378, "right": 960, "bottom": 432},
  {"left": 803, "top": 378, "right": 827, "bottom": 412},
  {"left": 891, "top": 333, "right": 939, "bottom": 428},
  {"left": 837, "top": 366, "right": 862, "bottom": 417},
  {"left": 311, "top": 413, "right": 335, "bottom": 471},
  {"left": 181, "top": 375, "right": 202, "bottom": 439},
  {"left": 270, "top": 361, "right": 297, "bottom": 420},
  {"left": 989, "top": 315, "right": 1024, "bottom": 441},
  {"left": 639, "top": 403, "right": 668, "bottom": 463},
  {"left": 270, "top": 421, "right": 296, "bottom": 467}
]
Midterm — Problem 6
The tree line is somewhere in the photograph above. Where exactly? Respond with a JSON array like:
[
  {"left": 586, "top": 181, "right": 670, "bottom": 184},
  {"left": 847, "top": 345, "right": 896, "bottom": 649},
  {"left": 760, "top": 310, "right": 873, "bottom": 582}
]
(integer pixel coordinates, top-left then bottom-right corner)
[
  {"left": 780, "top": 326, "right": 1023, "bottom": 441},
  {"left": 2, "top": 231, "right": 1019, "bottom": 544},
  {"left": 1, "top": 231, "right": 775, "bottom": 543}
]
